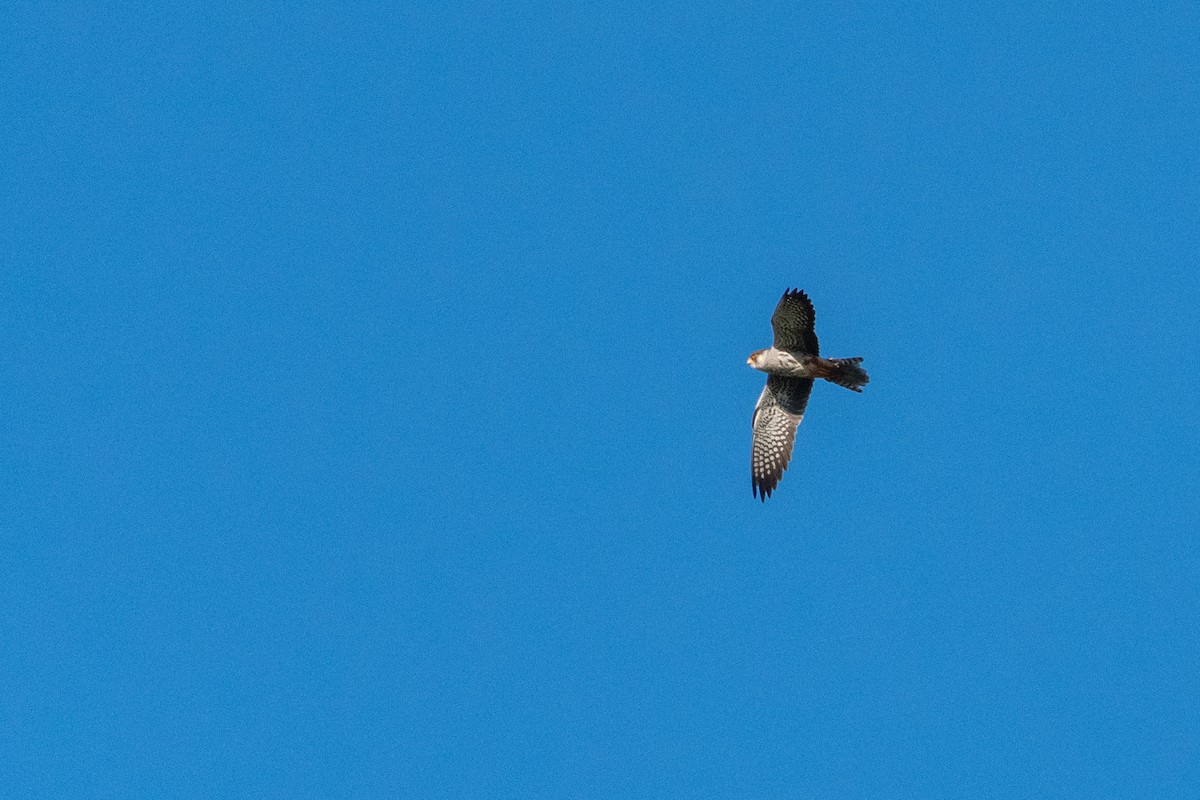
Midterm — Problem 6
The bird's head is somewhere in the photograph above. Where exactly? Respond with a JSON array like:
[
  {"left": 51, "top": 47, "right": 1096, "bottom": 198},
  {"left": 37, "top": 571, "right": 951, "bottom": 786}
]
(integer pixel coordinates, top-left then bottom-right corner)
[{"left": 747, "top": 349, "right": 766, "bottom": 368}]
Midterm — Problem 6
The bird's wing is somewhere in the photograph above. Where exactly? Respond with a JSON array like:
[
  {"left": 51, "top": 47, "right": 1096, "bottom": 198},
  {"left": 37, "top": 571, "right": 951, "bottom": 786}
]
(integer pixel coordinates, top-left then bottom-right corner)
[
  {"left": 770, "top": 288, "right": 819, "bottom": 355},
  {"left": 751, "top": 375, "right": 813, "bottom": 500}
]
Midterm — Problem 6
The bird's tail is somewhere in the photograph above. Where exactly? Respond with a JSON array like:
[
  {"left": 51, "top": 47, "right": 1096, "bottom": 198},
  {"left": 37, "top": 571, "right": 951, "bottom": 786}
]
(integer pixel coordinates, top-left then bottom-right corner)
[{"left": 822, "top": 358, "right": 869, "bottom": 392}]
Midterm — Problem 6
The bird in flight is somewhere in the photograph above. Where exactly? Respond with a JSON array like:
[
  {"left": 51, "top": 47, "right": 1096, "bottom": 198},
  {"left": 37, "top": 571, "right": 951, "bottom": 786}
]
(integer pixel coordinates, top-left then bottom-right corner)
[{"left": 747, "top": 289, "right": 868, "bottom": 500}]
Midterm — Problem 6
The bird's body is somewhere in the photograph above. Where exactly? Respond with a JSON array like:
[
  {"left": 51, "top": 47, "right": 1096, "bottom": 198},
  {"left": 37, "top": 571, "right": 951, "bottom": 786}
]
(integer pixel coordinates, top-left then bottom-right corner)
[
  {"left": 748, "top": 289, "right": 868, "bottom": 500},
  {"left": 746, "top": 347, "right": 824, "bottom": 378}
]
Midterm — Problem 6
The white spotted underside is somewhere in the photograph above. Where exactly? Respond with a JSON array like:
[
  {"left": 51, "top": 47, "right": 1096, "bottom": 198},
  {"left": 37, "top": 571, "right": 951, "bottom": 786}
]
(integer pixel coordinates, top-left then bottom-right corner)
[{"left": 751, "top": 376, "right": 813, "bottom": 500}]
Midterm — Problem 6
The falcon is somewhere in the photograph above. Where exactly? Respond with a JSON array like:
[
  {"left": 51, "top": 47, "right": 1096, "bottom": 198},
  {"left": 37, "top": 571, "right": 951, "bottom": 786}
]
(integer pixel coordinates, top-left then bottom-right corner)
[{"left": 748, "top": 289, "right": 868, "bottom": 500}]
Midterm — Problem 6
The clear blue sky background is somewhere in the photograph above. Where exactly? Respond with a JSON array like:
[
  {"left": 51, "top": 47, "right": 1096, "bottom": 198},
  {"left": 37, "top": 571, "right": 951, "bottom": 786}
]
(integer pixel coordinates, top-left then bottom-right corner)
[{"left": 5, "top": 3, "right": 1198, "bottom": 797}]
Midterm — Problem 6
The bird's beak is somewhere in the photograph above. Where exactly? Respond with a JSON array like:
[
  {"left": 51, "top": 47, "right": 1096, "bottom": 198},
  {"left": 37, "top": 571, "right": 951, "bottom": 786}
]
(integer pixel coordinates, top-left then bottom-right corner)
[{"left": 746, "top": 356, "right": 754, "bottom": 365}]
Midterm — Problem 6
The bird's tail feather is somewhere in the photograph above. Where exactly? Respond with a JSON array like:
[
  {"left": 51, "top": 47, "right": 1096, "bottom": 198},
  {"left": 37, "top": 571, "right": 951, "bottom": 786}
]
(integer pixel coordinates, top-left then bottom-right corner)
[{"left": 822, "top": 358, "right": 869, "bottom": 392}]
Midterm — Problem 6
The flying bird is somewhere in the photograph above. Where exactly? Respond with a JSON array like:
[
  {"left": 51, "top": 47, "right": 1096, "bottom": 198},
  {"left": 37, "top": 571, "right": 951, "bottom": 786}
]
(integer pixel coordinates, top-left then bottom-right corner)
[{"left": 748, "top": 289, "right": 868, "bottom": 500}]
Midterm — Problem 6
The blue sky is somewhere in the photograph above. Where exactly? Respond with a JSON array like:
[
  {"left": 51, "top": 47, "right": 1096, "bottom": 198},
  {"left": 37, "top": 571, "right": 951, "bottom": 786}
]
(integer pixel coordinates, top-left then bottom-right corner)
[{"left": 4, "top": 2, "right": 1199, "bottom": 797}]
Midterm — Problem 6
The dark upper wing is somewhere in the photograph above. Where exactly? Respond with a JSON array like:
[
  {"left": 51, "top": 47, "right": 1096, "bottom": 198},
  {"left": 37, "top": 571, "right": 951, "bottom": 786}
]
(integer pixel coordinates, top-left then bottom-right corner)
[
  {"left": 770, "top": 288, "right": 819, "bottom": 355},
  {"left": 751, "top": 375, "right": 814, "bottom": 500}
]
